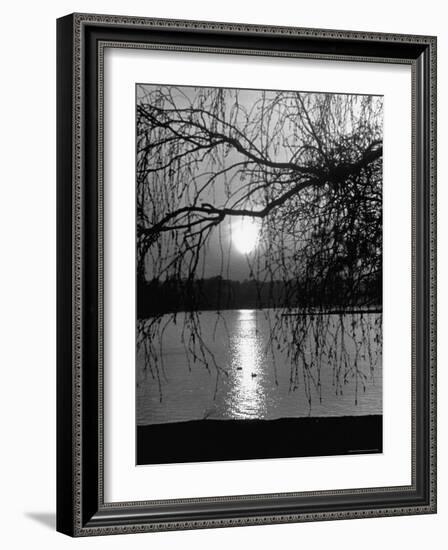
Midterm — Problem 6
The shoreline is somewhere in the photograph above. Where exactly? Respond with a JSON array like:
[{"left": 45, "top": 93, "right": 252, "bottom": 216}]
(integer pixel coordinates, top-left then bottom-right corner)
[
  {"left": 137, "top": 414, "right": 382, "bottom": 465},
  {"left": 138, "top": 305, "right": 382, "bottom": 319}
]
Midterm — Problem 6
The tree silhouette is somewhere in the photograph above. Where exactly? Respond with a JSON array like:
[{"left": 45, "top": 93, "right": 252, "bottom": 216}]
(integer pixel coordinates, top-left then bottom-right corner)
[{"left": 136, "top": 85, "right": 383, "bottom": 408}]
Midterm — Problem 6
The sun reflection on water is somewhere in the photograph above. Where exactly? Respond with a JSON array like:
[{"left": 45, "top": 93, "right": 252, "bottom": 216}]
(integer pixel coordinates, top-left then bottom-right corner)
[{"left": 227, "top": 309, "right": 268, "bottom": 419}]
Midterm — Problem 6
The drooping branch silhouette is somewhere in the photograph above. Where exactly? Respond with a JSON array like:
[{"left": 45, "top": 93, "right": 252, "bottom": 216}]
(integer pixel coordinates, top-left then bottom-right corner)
[{"left": 136, "top": 85, "right": 383, "bottom": 408}]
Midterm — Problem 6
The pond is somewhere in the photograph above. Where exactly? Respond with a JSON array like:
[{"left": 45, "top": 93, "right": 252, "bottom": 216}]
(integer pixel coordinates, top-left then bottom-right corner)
[{"left": 136, "top": 309, "right": 382, "bottom": 425}]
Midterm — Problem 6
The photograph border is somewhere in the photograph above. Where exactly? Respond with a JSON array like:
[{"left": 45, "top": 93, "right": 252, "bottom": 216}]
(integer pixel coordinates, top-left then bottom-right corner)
[{"left": 56, "top": 13, "right": 436, "bottom": 536}]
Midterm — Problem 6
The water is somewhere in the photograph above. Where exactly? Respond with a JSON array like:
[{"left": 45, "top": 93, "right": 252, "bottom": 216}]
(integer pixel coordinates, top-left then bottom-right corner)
[{"left": 137, "top": 309, "right": 382, "bottom": 425}]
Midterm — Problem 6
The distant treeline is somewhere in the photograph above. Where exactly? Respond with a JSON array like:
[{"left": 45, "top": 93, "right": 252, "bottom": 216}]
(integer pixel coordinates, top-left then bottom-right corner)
[{"left": 137, "top": 273, "right": 381, "bottom": 319}]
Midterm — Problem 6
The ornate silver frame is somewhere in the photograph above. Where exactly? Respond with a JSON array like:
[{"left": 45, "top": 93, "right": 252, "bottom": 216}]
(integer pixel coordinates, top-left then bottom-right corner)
[{"left": 57, "top": 13, "right": 437, "bottom": 536}]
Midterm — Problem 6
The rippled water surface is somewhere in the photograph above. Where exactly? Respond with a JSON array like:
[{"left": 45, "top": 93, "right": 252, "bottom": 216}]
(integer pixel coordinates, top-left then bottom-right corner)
[{"left": 137, "top": 309, "right": 382, "bottom": 425}]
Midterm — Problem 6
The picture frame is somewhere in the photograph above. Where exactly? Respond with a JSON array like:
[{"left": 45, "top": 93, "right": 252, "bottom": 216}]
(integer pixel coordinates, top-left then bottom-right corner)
[{"left": 56, "top": 12, "right": 437, "bottom": 536}]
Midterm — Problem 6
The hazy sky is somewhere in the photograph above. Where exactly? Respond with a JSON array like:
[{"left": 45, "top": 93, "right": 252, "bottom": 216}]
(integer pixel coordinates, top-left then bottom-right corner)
[
  {"left": 137, "top": 83, "right": 383, "bottom": 282},
  {"left": 138, "top": 84, "right": 275, "bottom": 281},
  {"left": 196, "top": 216, "right": 260, "bottom": 281}
]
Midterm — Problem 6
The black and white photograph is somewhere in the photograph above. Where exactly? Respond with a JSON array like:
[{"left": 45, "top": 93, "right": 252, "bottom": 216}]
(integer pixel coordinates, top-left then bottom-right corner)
[
  {"left": 1, "top": 1, "right": 441, "bottom": 545},
  {"left": 135, "top": 84, "right": 383, "bottom": 464}
]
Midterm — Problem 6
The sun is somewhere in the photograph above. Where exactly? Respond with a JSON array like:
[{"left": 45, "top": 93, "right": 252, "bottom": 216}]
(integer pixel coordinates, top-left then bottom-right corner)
[{"left": 233, "top": 218, "right": 260, "bottom": 254}]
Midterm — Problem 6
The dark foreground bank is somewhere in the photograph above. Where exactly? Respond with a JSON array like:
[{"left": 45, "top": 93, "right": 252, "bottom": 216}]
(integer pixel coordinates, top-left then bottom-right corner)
[{"left": 137, "top": 415, "right": 382, "bottom": 465}]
